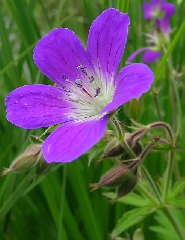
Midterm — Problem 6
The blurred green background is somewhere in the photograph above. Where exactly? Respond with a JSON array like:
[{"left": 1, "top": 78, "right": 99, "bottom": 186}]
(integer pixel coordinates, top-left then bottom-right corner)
[{"left": 0, "top": 0, "right": 185, "bottom": 239}]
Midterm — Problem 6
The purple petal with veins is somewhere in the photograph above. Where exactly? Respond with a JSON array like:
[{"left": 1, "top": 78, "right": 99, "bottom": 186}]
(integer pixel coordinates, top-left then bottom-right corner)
[{"left": 42, "top": 115, "right": 108, "bottom": 163}]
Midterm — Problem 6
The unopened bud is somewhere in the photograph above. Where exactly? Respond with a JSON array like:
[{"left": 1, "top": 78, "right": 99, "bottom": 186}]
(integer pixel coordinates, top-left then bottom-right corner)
[
  {"left": 109, "top": 168, "right": 137, "bottom": 204},
  {"left": 90, "top": 164, "right": 135, "bottom": 191},
  {"left": 132, "top": 141, "right": 142, "bottom": 156},
  {"left": 125, "top": 98, "right": 142, "bottom": 119},
  {"left": 98, "top": 138, "right": 125, "bottom": 161},
  {"left": 1, "top": 144, "right": 42, "bottom": 175}
]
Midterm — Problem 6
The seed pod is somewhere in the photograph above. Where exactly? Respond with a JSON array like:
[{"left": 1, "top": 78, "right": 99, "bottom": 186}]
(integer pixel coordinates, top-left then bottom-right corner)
[
  {"left": 98, "top": 138, "right": 125, "bottom": 162},
  {"left": 90, "top": 164, "right": 133, "bottom": 191},
  {"left": 109, "top": 168, "right": 138, "bottom": 204},
  {"left": 99, "top": 133, "right": 142, "bottom": 162},
  {"left": 125, "top": 98, "right": 142, "bottom": 119},
  {"left": 1, "top": 144, "right": 42, "bottom": 175}
]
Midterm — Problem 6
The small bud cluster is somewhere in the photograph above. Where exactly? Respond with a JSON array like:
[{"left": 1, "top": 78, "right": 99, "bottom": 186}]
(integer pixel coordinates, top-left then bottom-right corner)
[
  {"left": 1, "top": 144, "right": 52, "bottom": 176},
  {"left": 90, "top": 163, "right": 138, "bottom": 204},
  {"left": 90, "top": 129, "right": 142, "bottom": 203},
  {"left": 90, "top": 119, "right": 174, "bottom": 204}
]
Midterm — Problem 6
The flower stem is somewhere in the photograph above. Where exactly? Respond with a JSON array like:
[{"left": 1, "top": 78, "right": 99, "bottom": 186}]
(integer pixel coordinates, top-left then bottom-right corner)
[
  {"left": 149, "top": 121, "right": 174, "bottom": 142},
  {"left": 162, "top": 150, "right": 174, "bottom": 202},
  {"left": 149, "top": 121, "right": 175, "bottom": 202},
  {"left": 110, "top": 116, "right": 124, "bottom": 140},
  {"left": 142, "top": 166, "right": 162, "bottom": 205},
  {"left": 152, "top": 89, "right": 163, "bottom": 121},
  {"left": 121, "top": 136, "right": 162, "bottom": 204}
]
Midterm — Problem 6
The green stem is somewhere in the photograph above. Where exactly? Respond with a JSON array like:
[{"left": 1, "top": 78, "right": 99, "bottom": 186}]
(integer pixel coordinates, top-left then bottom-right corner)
[
  {"left": 142, "top": 166, "right": 163, "bottom": 205},
  {"left": 167, "top": 56, "right": 182, "bottom": 133},
  {"left": 110, "top": 116, "right": 124, "bottom": 140},
  {"left": 162, "top": 207, "right": 185, "bottom": 240},
  {"left": 162, "top": 151, "right": 174, "bottom": 202},
  {"left": 149, "top": 122, "right": 174, "bottom": 142},
  {"left": 152, "top": 90, "right": 163, "bottom": 121},
  {"left": 161, "top": 57, "right": 181, "bottom": 201},
  {"left": 121, "top": 137, "right": 162, "bottom": 205}
]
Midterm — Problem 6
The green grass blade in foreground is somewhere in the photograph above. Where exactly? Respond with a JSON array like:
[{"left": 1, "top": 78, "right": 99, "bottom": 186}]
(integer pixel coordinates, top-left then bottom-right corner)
[
  {"left": 0, "top": 176, "right": 29, "bottom": 221},
  {"left": 117, "top": 0, "right": 130, "bottom": 12},
  {"left": 67, "top": 161, "right": 103, "bottom": 240}
]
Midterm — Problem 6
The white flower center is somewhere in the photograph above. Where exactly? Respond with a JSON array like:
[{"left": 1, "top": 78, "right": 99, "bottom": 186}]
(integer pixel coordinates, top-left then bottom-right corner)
[{"left": 62, "top": 65, "right": 115, "bottom": 122}]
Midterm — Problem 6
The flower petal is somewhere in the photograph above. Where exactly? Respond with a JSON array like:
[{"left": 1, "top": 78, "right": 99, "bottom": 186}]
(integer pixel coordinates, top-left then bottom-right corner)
[
  {"left": 156, "top": 3, "right": 175, "bottom": 33},
  {"left": 33, "top": 28, "right": 94, "bottom": 87},
  {"left": 142, "top": 50, "right": 161, "bottom": 63},
  {"left": 5, "top": 84, "right": 73, "bottom": 129},
  {"left": 162, "top": 3, "right": 175, "bottom": 18},
  {"left": 42, "top": 116, "right": 108, "bottom": 163},
  {"left": 127, "top": 47, "right": 149, "bottom": 62},
  {"left": 143, "top": 2, "right": 154, "bottom": 19},
  {"left": 87, "top": 8, "right": 130, "bottom": 80},
  {"left": 101, "top": 63, "right": 154, "bottom": 113}
]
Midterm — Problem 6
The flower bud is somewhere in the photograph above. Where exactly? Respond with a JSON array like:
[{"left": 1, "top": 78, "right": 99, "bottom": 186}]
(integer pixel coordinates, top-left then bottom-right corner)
[
  {"left": 98, "top": 138, "right": 125, "bottom": 161},
  {"left": 125, "top": 98, "right": 142, "bottom": 119},
  {"left": 1, "top": 144, "right": 43, "bottom": 175},
  {"left": 98, "top": 134, "right": 142, "bottom": 162},
  {"left": 109, "top": 168, "right": 137, "bottom": 204},
  {"left": 90, "top": 164, "right": 136, "bottom": 192}
]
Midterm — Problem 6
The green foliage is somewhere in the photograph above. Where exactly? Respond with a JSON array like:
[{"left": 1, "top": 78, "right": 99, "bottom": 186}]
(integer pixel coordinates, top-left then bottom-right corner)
[{"left": 1, "top": 0, "right": 185, "bottom": 239}]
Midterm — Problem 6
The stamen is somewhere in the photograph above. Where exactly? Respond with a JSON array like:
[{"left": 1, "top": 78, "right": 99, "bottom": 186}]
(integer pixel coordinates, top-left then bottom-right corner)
[
  {"left": 62, "top": 75, "right": 67, "bottom": 80},
  {"left": 75, "top": 79, "right": 83, "bottom": 88},
  {"left": 89, "top": 75, "right": 94, "bottom": 83},
  {"left": 77, "top": 65, "right": 95, "bottom": 83},
  {"left": 77, "top": 65, "right": 87, "bottom": 74},
  {"left": 63, "top": 86, "right": 71, "bottom": 92},
  {"left": 94, "top": 87, "right": 100, "bottom": 97}
]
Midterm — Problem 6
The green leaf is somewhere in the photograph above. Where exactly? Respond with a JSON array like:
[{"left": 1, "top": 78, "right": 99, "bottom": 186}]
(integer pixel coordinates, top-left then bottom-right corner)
[
  {"left": 150, "top": 209, "right": 185, "bottom": 240},
  {"left": 133, "top": 228, "right": 144, "bottom": 240},
  {"left": 149, "top": 226, "right": 179, "bottom": 240},
  {"left": 111, "top": 206, "right": 156, "bottom": 237},
  {"left": 104, "top": 192, "right": 151, "bottom": 207},
  {"left": 168, "top": 178, "right": 185, "bottom": 198},
  {"left": 168, "top": 198, "right": 185, "bottom": 208}
]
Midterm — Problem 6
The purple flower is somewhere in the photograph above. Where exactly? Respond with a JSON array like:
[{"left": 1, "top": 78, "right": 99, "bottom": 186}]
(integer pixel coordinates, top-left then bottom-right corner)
[
  {"left": 144, "top": 0, "right": 175, "bottom": 34},
  {"left": 128, "top": 1, "right": 175, "bottom": 63},
  {"left": 5, "top": 9, "right": 154, "bottom": 163},
  {"left": 127, "top": 32, "right": 163, "bottom": 63}
]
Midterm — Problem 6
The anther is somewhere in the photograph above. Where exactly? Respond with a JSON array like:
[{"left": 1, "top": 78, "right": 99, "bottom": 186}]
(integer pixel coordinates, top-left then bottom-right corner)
[
  {"left": 94, "top": 87, "right": 100, "bottom": 97},
  {"left": 75, "top": 79, "right": 83, "bottom": 88},
  {"left": 62, "top": 75, "right": 67, "bottom": 80},
  {"left": 77, "top": 65, "right": 95, "bottom": 83},
  {"left": 63, "top": 86, "right": 71, "bottom": 92},
  {"left": 89, "top": 75, "right": 94, "bottom": 83},
  {"left": 77, "top": 65, "right": 87, "bottom": 74}
]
